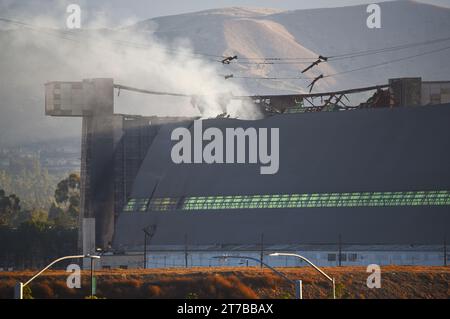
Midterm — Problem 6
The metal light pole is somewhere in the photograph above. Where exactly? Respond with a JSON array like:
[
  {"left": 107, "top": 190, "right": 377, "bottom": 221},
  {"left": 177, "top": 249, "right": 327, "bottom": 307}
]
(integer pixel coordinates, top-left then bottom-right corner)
[
  {"left": 260, "top": 233, "right": 264, "bottom": 269},
  {"left": 142, "top": 225, "right": 157, "bottom": 269},
  {"left": 270, "top": 252, "right": 336, "bottom": 299},
  {"left": 14, "top": 254, "right": 100, "bottom": 299},
  {"left": 444, "top": 238, "right": 447, "bottom": 267},
  {"left": 213, "top": 255, "right": 303, "bottom": 299},
  {"left": 295, "top": 280, "right": 303, "bottom": 300},
  {"left": 143, "top": 230, "right": 147, "bottom": 269},
  {"left": 90, "top": 257, "right": 94, "bottom": 297}
]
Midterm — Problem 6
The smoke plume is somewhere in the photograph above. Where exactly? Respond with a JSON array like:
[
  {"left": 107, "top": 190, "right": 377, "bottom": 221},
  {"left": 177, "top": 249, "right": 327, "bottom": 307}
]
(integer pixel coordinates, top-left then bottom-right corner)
[{"left": 0, "top": 11, "right": 260, "bottom": 145}]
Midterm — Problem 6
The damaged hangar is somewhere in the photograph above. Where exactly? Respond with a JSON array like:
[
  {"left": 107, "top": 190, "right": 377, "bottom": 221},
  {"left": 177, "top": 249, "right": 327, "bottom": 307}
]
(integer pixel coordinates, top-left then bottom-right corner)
[{"left": 45, "top": 78, "right": 450, "bottom": 268}]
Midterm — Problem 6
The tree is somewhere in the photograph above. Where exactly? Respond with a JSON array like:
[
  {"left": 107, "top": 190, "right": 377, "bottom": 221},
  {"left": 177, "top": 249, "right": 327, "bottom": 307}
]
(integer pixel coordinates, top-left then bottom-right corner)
[
  {"left": 0, "top": 189, "right": 21, "bottom": 226},
  {"left": 0, "top": 159, "right": 59, "bottom": 211},
  {"left": 0, "top": 174, "right": 80, "bottom": 269},
  {"left": 49, "top": 173, "right": 80, "bottom": 228}
]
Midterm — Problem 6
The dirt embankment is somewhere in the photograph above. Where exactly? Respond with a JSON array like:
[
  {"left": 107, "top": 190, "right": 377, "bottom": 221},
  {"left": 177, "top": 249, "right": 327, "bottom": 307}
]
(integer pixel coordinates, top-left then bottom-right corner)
[{"left": 1, "top": 266, "right": 449, "bottom": 299}]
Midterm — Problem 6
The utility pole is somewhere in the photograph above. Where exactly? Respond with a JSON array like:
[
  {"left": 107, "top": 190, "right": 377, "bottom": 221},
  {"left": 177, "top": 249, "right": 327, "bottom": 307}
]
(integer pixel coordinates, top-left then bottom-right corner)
[
  {"left": 444, "top": 238, "right": 447, "bottom": 267},
  {"left": 184, "top": 234, "right": 188, "bottom": 268},
  {"left": 143, "top": 231, "right": 147, "bottom": 269},
  {"left": 143, "top": 225, "right": 156, "bottom": 269},
  {"left": 338, "top": 234, "right": 342, "bottom": 267},
  {"left": 260, "top": 233, "right": 264, "bottom": 269},
  {"left": 90, "top": 257, "right": 95, "bottom": 298}
]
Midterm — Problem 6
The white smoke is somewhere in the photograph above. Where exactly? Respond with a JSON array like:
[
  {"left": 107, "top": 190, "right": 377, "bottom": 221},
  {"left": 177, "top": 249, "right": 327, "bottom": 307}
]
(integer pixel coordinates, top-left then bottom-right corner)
[{"left": 0, "top": 11, "right": 261, "bottom": 145}]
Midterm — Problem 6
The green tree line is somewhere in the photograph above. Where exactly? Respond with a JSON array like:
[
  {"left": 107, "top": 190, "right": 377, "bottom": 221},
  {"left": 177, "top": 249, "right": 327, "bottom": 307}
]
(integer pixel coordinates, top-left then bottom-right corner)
[
  {"left": 0, "top": 157, "right": 64, "bottom": 211},
  {"left": 0, "top": 173, "right": 80, "bottom": 269}
]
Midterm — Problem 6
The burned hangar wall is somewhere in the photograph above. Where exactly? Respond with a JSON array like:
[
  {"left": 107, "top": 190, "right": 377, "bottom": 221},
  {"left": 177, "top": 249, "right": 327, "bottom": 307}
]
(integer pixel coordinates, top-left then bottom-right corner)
[{"left": 113, "top": 103, "right": 450, "bottom": 250}]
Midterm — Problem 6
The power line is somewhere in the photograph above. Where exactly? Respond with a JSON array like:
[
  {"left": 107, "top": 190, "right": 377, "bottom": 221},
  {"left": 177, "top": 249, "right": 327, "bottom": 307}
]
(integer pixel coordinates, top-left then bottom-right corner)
[
  {"left": 237, "top": 57, "right": 315, "bottom": 61},
  {"left": 3, "top": 15, "right": 450, "bottom": 71},
  {"left": 229, "top": 36, "right": 450, "bottom": 65},
  {"left": 329, "top": 35, "right": 450, "bottom": 60},
  {"left": 225, "top": 43, "right": 450, "bottom": 82},
  {"left": 236, "top": 60, "right": 313, "bottom": 65},
  {"left": 0, "top": 17, "right": 90, "bottom": 45},
  {"left": 0, "top": 17, "right": 226, "bottom": 61},
  {"left": 230, "top": 76, "right": 311, "bottom": 80},
  {"left": 325, "top": 44, "right": 450, "bottom": 78},
  {"left": 2, "top": 16, "right": 449, "bottom": 90},
  {"left": 3, "top": 15, "right": 450, "bottom": 66}
]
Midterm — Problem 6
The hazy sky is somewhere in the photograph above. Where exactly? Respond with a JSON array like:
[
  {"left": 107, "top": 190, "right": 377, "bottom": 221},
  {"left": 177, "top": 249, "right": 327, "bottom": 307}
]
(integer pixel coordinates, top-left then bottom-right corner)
[{"left": 1, "top": 0, "right": 450, "bottom": 27}]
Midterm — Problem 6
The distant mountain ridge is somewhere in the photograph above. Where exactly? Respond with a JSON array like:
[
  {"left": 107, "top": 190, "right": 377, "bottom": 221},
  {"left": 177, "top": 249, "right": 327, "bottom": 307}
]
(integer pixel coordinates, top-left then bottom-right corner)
[{"left": 130, "top": 0, "right": 450, "bottom": 93}]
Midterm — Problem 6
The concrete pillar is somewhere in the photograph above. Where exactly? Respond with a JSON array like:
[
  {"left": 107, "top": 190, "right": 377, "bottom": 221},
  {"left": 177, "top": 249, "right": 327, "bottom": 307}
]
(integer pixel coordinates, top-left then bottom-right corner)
[
  {"left": 45, "top": 78, "right": 117, "bottom": 252},
  {"left": 79, "top": 79, "right": 116, "bottom": 250}
]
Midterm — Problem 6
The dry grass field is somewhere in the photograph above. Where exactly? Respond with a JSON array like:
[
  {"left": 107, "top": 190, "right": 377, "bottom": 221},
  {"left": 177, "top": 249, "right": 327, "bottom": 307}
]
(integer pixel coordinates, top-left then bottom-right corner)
[{"left": 1, "top": 266, "right": 449, "bottom": 299}]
